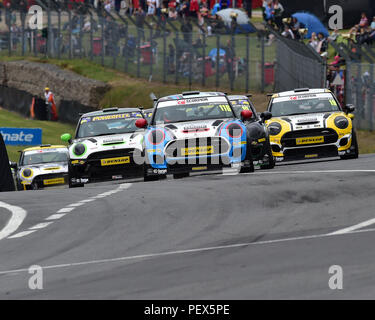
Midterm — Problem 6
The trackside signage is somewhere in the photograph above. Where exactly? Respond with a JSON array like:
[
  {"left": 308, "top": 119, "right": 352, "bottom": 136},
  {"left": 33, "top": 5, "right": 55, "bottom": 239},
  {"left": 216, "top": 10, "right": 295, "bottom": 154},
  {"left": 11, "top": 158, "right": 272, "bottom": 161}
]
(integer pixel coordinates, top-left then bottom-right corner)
[{"left": 0, "top": 128, "right": 42, "bottom": 146}]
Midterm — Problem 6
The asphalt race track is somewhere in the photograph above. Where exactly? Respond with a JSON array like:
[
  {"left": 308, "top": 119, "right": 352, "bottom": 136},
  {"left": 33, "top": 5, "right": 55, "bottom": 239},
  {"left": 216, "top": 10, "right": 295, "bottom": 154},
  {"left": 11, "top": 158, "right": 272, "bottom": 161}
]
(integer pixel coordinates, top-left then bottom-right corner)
[{"left": 0, "top": 155, "right": 375, "bottom": 299}]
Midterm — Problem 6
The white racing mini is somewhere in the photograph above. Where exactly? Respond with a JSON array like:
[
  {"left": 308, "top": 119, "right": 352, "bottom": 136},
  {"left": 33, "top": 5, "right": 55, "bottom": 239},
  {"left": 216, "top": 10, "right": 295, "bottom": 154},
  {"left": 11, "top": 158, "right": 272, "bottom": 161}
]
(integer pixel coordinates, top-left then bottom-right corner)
[
  {"left": 137, "top": 91, "right": 254, "bottom": 181},
  {"left": 12, "top": 145, "right": 69, "bottom": 190},
  {"left": 61, "top": 107, "right": 146, "bottom": 188}
]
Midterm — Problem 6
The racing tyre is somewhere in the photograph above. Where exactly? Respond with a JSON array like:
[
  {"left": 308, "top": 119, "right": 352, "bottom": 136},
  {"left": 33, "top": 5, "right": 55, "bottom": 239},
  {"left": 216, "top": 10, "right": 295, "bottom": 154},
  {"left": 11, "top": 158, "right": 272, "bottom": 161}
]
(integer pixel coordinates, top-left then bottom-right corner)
[
  {"left": 69, "top": 180, "right": 84, "bottom": 188},
  {"left": 260, "top": 139, "right": 275, "bottom": 170},
  {"left": 173, "top": 172, "right": 190, "bottom": 179},
  {"left": 239, "top": 141, "right": 255, "bottom": 173},
  {"left": 340, "top": 129, "right": 359, "bottom": 160}
]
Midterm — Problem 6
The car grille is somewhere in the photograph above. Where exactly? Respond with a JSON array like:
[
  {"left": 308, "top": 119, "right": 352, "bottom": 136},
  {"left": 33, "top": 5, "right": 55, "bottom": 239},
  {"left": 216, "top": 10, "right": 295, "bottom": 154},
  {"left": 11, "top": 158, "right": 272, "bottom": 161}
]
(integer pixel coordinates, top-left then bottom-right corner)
[
  {"left": 165, "top": 137, "right": 230, "bottom": 158},
  {"left": 33, "top": 173, "right": 67, "bottom": 186},
  {"left": 87, "top": 149, "right": 136, "bottom": 161},
  {"left": 281, "top": 128, "right": 338, "bottom": 148},
  {"left": 284, "top": 145, "right": 338, "bottom": 160}
]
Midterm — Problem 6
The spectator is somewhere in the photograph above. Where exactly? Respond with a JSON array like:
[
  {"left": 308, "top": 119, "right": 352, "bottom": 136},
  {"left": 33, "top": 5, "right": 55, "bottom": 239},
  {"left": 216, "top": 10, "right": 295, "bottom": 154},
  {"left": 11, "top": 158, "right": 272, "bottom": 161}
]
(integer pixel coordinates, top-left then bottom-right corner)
[
  {"left": 230, "top": 13, "right": 238, "bottom": 34},
  {"left": 104, "top": 0, "right": 112, "bottom": 12},
  {"left": 263, "top": 0, "right": 274, "bottom": 23},
  {"left": 317, "top": 32, "right": 328, "bottom": 54},
  {"left": 197, "top": 12, "right": 205, "bottom": 34},
  {"left": 189, "top": 0, "right": 199, "bottom": 18},
  {"left": 180, "top": 0, "right": 190, "bottom": 17},
  {"left": 281, "top": 25, "right": 294, "bottom": 39},
  {"left": 114, "top": 0, "right": 121, "bottom": 13},
  {"left": 169, "top": 6, "right": 178, "bottom": 19},
  {"left": 211, "top": 1, "right": 221, "bottom": 15},
  {"left": 371, "top": 16, "right": 375, "bottom": 30},
  {"left": 309, "top": 32, "right": 319, "bottom": 51},
  {"left": 290, "top": 17, "right": 300, "bottom": 38},
  {"left": 359, "top": 12, "right": 369, "bottom": 28},
  {"left": 224, "top": 39, "right": 235, "bottom": 83},
  {"left": 328, "top": 28, "right": 340, "bottom": 42},
  {"left": 273, "top": 0, "right": 284, "bottom": 30},
  {"left": 147, "top": 0, "right": 156, "bottom": 15},
  {"left": 200, "top": 3, "right": 209, "bottom": 18},
  {"left": 211, "top": 13, "right": 225, "bottom": 34}
]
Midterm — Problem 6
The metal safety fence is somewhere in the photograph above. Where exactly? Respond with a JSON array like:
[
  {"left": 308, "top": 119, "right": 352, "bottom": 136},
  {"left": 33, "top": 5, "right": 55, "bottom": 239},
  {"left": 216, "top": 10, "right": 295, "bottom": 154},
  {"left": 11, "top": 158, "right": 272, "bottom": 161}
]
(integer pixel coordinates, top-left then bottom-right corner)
[
  {"left": 264, "top": 26, "right": 326, "bottom": 93},
  {"left": 0, "top": 3, "right": 277, "bottom": 93},
  {"left": 345, "top": 62, "right": 375, "bottom": 131}
]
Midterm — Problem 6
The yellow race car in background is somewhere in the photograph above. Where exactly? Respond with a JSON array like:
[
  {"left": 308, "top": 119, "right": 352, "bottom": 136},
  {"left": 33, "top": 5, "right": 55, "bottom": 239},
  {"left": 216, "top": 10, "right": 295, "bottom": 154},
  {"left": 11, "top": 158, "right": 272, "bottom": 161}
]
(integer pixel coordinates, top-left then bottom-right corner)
[
  {"left": 266, "top": 88, "right": 358, "bottom": 162},
  {"left": 11, "top": 145, "right": 69, "bottom": 190}
]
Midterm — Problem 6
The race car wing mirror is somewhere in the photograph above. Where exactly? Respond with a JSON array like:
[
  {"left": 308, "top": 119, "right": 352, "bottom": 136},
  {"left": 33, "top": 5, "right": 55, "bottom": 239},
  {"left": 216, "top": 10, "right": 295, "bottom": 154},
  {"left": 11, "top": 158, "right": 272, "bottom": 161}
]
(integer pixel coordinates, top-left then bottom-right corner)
[
  {"left": 260, "top": 111, "right": 272, "bottom": 122},
  {"left": 10, "top": 161, "right": 17, "bottom": 169},
  {"left": 135, "top": 118, "right": 148, "bottom": 129},
  {"left": 241, "top": 109, "right": 253, "bottom": 120},
  {"left": 345, "top": 104, "right": 355, "bottom": 114},
  {"left": 61, "top": 133, "right": 72, "bottom": 144}
]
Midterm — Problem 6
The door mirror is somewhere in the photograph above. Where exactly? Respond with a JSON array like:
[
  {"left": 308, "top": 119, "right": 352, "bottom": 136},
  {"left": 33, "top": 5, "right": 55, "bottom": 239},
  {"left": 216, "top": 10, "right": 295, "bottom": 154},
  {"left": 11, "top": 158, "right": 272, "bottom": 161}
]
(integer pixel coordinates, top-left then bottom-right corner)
[
  {"left": 135, "top": 118, "right": 148, "bottom": 129},
  {"left": 345, "top": 104, "right": 355, "bottom": 114},
  {"left": 61, "top": 133, "right": 72, "bottom": 144},
  {"left": 260, "top": 111, "right": 272, "bottom": 121},
  {"left": 10, "top": 161, "right": 17, "bottom": 169},
  {"left": 241, "top": 109, "right": 253, "bottom": 121}
]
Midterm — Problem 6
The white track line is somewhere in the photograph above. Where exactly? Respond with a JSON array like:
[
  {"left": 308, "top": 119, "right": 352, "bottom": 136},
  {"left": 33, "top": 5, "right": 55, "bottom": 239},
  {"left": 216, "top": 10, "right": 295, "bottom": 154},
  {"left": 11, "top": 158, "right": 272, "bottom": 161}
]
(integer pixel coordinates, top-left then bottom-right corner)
[
  {"left": 1, "top": 227, "right": 375, "bottom": 276},
  {"left": 329, "top": 218, "right": 375, "bottom": 235},
  {"left": 29, "top": 222, "right": 54, "bottom": 230},
  {"left": 46, "top": 214, "right": 66, "bottom": 220},
  {"left": 0, "top": 201, "right": 27, "bottom": 241},
  {"left": 250, "top": 169, "right": 375, "bottom": 175},
  {"left": 8, "top": 230, "right": 36, "bottom": 239},
  {"left": 57, "top": 207, "right": 75, "bottom": 213},
  {"left": 7, "top": 183, "right": 132, "bottom": 239}
]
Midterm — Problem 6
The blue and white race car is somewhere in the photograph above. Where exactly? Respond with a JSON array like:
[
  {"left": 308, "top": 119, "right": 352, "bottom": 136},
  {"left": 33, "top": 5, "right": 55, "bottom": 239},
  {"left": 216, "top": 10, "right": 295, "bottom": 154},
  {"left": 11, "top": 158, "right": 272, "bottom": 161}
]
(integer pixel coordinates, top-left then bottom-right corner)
[{"left": 136, "top": 91, "right": 254, "bottom": 181}]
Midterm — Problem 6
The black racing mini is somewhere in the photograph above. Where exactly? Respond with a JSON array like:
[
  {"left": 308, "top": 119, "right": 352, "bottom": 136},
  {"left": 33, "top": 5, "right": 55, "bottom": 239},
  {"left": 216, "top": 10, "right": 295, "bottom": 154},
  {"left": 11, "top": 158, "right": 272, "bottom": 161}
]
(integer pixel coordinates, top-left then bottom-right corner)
[{"left": 228, "top": 94, "right": 275, "bottom": 169}]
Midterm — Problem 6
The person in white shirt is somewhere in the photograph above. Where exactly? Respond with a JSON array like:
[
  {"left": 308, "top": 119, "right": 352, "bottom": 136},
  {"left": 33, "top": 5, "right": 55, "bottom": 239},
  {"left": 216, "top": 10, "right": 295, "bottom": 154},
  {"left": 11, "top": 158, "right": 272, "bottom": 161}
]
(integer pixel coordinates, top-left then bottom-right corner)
[
  {"left": 282, "top": 25, "right": 294, "bottom": 39},
  {"left": 309, "top": 32, "right": 319, "bottom": 51}
]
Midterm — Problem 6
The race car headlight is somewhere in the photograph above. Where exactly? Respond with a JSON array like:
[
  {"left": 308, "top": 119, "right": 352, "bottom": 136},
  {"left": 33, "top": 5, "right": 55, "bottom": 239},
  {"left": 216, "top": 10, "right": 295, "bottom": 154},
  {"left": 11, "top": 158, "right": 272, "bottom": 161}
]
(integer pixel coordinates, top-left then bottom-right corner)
[
  {"left": 334, "top": 116, "right": 349, "bottom": 129},
  {"left": 268, "top": 122, "right": 282, "bottom": 136},
  {"left": 226, "top": 123, "right": 243, "bottom": 138},
  {"left": 148, "top": 129, "right": 165, "bottom": 145},
  {"left": 22, "top": 168, "right": 33, "bottom": 178},
  {"left": 73, "top": 143, "right": 86, "bottom": 156}
]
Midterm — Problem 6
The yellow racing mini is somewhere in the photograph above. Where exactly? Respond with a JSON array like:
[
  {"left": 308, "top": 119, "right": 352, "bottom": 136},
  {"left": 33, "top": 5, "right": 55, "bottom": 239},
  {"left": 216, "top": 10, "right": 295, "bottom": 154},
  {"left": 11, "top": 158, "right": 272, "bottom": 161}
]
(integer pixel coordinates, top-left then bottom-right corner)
[
  {"left": 12, "top": 145, "right": 69, "bottom": 190},
  {"left": 266, "top": 88, "right": 358, "bottom": 162}
]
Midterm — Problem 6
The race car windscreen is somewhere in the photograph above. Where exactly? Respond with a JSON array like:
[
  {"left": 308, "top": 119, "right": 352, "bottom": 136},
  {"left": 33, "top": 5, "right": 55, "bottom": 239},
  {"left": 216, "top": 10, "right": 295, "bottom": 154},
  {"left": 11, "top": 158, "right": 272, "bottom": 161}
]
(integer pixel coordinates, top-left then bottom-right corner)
[
  {"left": 230, "top": 99, "right": 256, "bottom": 119},
  {"left": 270, "top": 93, "right": 341, "bottom": 117},
  {"left": 21, "top": 149, "right": 68, "bottom": 165},
  {"left": 153, "top": 97, "right": 234, "bottom": 124},
  {"left": 76, "top": 112, "right": 144, "bottom": 138}
]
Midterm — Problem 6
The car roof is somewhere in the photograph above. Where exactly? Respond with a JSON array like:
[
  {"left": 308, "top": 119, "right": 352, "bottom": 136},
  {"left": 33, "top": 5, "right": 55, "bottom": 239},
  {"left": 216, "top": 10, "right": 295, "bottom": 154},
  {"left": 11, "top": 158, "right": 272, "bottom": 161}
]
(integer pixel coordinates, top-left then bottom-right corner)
[
  {"left": 227, "top": 95, "right": 250, "bottom": 100},
  {"left": 81, "top": 107, "right": 142, "bottom": 117},
  {"left": 158, "top": 91, "right": 226, "bottom": 102},
  {"left": 23, "top": 145, "right": 68, "bottom": 152},
  {"left": 273, "top": 88, "right": 331, "bottom": 98}
]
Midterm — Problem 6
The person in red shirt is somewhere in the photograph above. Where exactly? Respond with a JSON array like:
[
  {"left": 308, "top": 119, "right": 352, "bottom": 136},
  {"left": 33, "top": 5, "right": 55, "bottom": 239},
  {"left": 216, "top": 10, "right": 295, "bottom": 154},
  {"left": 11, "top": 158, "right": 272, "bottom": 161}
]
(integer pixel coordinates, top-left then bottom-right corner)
[{"left": 189, "top": 0, "right": 199, "bottom": 18}]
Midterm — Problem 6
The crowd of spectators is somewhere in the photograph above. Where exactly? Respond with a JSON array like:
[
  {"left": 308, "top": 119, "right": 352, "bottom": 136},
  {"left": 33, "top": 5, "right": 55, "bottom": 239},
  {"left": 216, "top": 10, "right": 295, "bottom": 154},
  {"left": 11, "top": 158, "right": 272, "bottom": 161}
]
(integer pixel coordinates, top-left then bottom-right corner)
[
  {"left": 346, "top": 12, "right": 375, "bottom": 46},
  {"left": 95, "top": 0, "right": 247, "bottom": 19}
]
